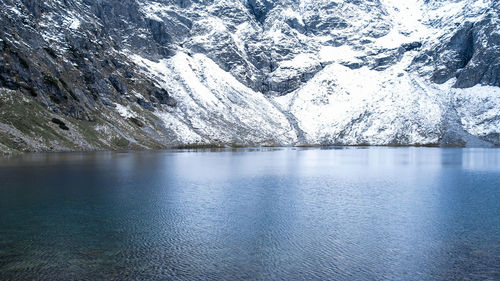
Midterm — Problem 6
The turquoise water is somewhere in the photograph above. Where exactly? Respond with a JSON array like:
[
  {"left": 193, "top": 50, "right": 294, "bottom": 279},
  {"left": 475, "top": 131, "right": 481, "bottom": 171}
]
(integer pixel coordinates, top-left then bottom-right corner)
[{"left": 0, "top": 147, "right": 499, "bottom": 280}]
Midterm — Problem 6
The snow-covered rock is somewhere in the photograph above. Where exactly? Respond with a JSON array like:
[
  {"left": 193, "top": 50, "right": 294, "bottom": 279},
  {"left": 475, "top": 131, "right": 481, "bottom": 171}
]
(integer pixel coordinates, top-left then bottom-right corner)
[{"left": 0, "top": 0, "right": 498, "bottom": 152}]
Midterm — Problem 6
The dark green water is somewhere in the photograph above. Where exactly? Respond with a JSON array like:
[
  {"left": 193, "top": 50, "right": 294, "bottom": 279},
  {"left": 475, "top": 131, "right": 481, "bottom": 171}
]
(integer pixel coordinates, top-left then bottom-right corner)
[{"left": 0, "top": 147, "right": 499, "bottom": 280}]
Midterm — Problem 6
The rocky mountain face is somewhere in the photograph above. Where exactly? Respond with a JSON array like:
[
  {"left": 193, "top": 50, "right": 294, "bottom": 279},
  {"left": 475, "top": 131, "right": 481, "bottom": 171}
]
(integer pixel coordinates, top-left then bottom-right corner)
[{"left": 0, "top": 0, "right": 498, "bottom": 152}]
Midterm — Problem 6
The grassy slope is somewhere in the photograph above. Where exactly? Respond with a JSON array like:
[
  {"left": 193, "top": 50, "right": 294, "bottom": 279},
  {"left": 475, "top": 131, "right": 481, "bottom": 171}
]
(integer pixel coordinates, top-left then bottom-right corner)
[{"left": 0, "top": 89, "right": 170, "bottom": 154}]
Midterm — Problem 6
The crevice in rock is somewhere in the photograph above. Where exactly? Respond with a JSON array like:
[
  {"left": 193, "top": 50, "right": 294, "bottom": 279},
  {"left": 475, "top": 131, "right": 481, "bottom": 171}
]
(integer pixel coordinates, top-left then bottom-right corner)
[
  {"left": 247, "top": 0, "right": 273, "bottom": 25},
  {"left": 459, "top": 29, "right": 474, "bottom": 69}
]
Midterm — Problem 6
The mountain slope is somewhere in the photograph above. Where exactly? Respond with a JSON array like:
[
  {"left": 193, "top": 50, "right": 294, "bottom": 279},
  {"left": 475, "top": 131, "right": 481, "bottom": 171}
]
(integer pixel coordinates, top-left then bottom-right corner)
[{"left": 0, "top": 0, "right": 498, "bottom": 152}]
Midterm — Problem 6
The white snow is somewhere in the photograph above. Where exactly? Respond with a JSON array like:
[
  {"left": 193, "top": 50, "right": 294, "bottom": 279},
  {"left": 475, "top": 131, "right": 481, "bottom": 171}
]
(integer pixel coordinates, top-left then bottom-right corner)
[
  {"left": 319, "top": 45, "right": 362, "bottom": 64},
  {"left": 375, "top": 0, "right": 431, "bottom": 48},
  {"left": 125, "top": 0, "right": 499, "bottom": 146},
  {"left": 130, "top": 52, "right": 298, "bottom": 145},
  {"left": 9, "top": 7, "right": 22, "bottom": 16},
  {"left": 69, "top": 18, "right": 81, "bottom": 30},
  {"left": 275, "top": 53, "right": 445, "bottom": 145},
  {"left": 1, "top": 0, "right": 497, "bottom": 148},
  {"left": 138, "top": 2, "right": 168, "bottom": 22},
  {"left": 280, "top": 53, "right": 318, "bottom": 68},
  {"left": 282, "top": 8, "right": 304, "bottom": 26},
  {"left": 114, "top": 103, "right": 136, "bottom": 119},
  {"left": 453, "top": 85, "right": 500, "bottom": 137}
]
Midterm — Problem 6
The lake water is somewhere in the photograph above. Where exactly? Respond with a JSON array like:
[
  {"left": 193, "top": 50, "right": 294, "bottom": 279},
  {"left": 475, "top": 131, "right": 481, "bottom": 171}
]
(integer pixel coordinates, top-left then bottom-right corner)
[{"left": 0, "top": 147, "right": 499, "bottom": 280}]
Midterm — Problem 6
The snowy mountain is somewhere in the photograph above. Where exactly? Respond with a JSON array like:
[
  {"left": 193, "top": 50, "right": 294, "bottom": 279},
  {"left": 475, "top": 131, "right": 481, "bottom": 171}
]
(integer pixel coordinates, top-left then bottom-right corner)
[{"left": 0, "top": 0, "right": 498, "bottom": 152}]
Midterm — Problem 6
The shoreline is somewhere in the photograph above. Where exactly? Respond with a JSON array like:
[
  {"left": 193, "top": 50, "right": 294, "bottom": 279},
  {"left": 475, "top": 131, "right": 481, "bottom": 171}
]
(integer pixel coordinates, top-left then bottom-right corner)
[{"left": 1, "top": 143, "right": 498, "bottom": 156}]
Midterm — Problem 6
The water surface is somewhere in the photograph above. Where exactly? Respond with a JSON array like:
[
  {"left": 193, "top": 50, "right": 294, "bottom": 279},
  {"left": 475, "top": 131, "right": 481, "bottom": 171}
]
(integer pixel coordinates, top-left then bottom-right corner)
[{"left": 0, "top": 147, "right": 499, "bottom": 280}]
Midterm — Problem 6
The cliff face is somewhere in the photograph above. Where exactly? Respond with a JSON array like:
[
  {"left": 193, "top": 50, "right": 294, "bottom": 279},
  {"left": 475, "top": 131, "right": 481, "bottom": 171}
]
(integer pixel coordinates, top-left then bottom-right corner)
[{"left": 0, "top": 0, "right": 498, "bottom": 153}]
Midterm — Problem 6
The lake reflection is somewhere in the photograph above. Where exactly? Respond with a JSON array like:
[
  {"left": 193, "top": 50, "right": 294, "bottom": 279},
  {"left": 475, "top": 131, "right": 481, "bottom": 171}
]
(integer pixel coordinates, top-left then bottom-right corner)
[{"left": 0, "top": 147, "right": 499, "bottom": 280}]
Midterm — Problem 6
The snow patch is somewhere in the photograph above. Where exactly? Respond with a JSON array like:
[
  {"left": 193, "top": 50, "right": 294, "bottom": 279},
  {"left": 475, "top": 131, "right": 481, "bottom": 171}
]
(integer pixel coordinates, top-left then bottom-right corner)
[
  {"left": 130, "top": 52, "right": 298, "bottom": 145},
  {"left": 376, "top": 0, "right": 431, "bottom": 48},
  {"left": 9, "top": 7, "right": 22, "bottom": 16},
  {"left": 319, "top": 45, "right": 362, "bottom": 64},
  {"left": 280, "top": 53, "right": 318, "bottom": 69},
  {"left": 70, "top": 18, "right": 81, "bottom": 30},
  {"left": 454, "top": 85, "right": 500, "bottom": 137},
  {"left": 282, "top": 8, "right": 304, "bottom": 26},
  {"left": 276, "top": 54, "right": 444, "bottom": 145},
  {"left": 138, "top": 2, "right": 169, "bottom": 22},
  {"left": 114, "top": 103, "right": 136, "bottom": 119}
]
